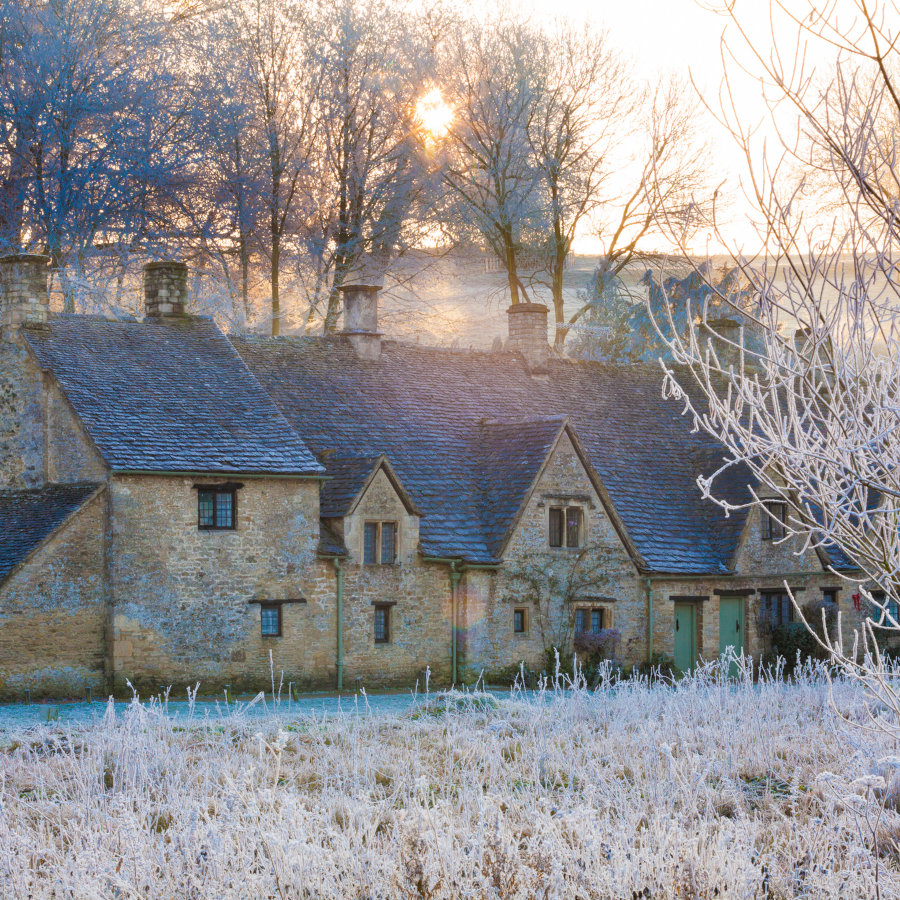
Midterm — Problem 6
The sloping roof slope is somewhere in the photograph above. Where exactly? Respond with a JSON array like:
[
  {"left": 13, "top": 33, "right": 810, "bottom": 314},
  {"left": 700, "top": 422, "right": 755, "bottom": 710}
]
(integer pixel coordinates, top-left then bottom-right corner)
[
  {"left": 0, "top": 482, "right": 102, "bottom": 584},
  {"left": 319, "top": 456, "right": 381, "bottom": 517},
  {"left": 235, "top": 335, "right": 757, "bottom": 572},
  {"left": 23, "top": 316, "right": 322, "bottom": 476},
  {"left": 475, "top": 417, "right": 568, "bottom": 559}
]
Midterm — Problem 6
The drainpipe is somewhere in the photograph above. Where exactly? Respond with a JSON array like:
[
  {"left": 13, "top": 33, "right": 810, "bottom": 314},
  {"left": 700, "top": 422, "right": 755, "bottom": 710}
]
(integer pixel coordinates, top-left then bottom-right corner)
[
  {"left": 646, "top": 576, "right": 654, "bottom": 665},
  {"left": 450, "top": 561, "right": 462, "bottom": 686},
  {"left": 334, "top": 558, "right": 344, "bottom": 692}
]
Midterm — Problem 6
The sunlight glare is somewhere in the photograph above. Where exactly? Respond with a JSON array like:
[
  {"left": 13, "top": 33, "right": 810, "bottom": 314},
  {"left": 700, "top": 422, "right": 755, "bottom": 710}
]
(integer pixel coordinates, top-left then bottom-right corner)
[{"left": 415, "top": 88, "right": 453, "bottom": 140}]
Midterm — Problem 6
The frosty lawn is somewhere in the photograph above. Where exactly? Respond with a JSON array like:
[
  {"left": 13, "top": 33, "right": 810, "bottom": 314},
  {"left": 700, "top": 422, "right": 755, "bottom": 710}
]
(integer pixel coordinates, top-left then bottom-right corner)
[{"left": 1, "top": 663, "right": 898, "bottom": 898}]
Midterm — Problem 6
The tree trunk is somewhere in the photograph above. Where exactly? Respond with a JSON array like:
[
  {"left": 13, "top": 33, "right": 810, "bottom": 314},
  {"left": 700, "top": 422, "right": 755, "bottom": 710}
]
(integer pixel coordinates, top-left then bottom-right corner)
[{"left": 270, "top": 232, "right": 280, "bottom": 336}]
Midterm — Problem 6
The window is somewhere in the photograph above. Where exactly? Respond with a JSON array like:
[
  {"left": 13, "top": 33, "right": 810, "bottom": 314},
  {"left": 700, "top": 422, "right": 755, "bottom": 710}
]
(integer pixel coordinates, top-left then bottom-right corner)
[
  {"left": 822, "top": 587, "right": 839, "bottom": 607},
  {"left": 374, "top": 604, "right": 391, "bottom": 643},
  {"left": 363, "top": 522, "right": 398, "bottom": 565},
  {"left": 760, "top": 591, "right": 794, "bottom": 627},
  {"left": 549, "top": 506, "right": 583, "bottom": 548},
  {"left": 198, "top": 487, "right": 237, "bottom": 530},
  {"left": 513, "top": 608, "right": 527, "bottom": 634},
  {"left": 260, "top": 604, "right": 281, "bottom": 637},
  {"left": 871, "top": 592, "right": 899, "bottom": 628},
  {"left": 575, "top": 607, "right": 605, "bottom": 634},
  {"left": 761, "top": 501, "right": 787, "bottom": 541}
]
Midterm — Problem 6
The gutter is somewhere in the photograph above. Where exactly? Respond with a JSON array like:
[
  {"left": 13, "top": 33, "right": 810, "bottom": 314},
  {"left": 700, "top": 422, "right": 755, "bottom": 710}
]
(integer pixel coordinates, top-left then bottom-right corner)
[
  {"left": 646, "top": 577, "right": 653, "bottom": 665},
  {"left": 113, "top": 469, "right": 329, "bottom": 481}
]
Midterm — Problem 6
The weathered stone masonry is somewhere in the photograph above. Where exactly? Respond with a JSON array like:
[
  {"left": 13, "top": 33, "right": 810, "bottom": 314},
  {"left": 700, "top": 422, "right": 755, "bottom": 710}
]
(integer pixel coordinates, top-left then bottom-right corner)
[{"left": 0, "top": 254, "right": 872, "bottom": 697}]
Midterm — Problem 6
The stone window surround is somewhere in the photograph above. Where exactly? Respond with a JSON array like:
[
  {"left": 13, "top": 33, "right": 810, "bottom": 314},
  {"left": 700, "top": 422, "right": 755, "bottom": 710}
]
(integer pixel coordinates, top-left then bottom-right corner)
[
  {"left": 574, "top": 605, "right": 611, "bottom": 633},
  {"left": 362, "top": 519, "right": 400, "bottom": 565},
  {"left": 247, "top": 597, "right": 306, "bottom": 640},
  {"left": 259, "top": 603, "right": 282, "bottom": 638},
  {"left": 760, "top": 499, "right": 788, "bottom": 541},
  {"left": 372, "top": 600, "right": 396, "bottom": 644},
  {"left": 513, "top": 607, "right": 528, "bottom": 634},
  {"left": 193, "top": 481, "right": 243, "bottom": 531},
  {"left": 547, "top": 504, "right": 586, "bottom": 550}
]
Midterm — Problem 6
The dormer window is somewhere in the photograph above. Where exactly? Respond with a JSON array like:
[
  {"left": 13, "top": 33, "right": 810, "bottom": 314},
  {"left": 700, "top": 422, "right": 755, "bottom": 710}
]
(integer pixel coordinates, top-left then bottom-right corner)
[
  {"left": 196, "top": 484, "right": 239, "bottom": 530},
  {"left": 549, "top": 506, "right": 582, "bottom": 548},
  {"left": 761, "top": 501, "right": 787, "bottom": 541},
  {"left": 363, "top": 521, "right": 397, "bottom": 564}
]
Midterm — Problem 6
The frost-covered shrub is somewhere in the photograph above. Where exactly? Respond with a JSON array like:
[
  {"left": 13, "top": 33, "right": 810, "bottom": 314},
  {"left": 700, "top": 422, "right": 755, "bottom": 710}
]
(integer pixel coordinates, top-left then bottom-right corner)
[{"left": 0, "top": 662, "right": 895, "bottom": 898}]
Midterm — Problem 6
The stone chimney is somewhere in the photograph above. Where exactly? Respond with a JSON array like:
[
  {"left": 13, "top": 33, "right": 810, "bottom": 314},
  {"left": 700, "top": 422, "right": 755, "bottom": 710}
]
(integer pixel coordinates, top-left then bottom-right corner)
[
  {"left": 506, "top": 302, "right": 549, "bottom": 371},
  {"left": 0, "top": 254, "right": 49, "bottom": 332},
  {"left": 340, "top": 261, "right": 383, "bottom": 360},
  {"left": 143, "top": 260, "right": 187, "bottom": 318},
  {"left": 704, "top": 316, "right": 744, "bottom": 368}
]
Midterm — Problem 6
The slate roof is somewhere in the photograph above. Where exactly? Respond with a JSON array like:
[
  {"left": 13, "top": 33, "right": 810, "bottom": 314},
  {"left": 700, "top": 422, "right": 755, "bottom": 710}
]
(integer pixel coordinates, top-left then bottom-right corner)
[
  {"left": 234, "top": 335, "right": 761, "bottom": 572},
  {"left": 0, "top": 482, "right": 102, "bottom": 584},
  {"left": 23, "top": 316, "right": 322, "bottom": 476},
  {"left": 475, "top": 418, "right": 569, "bottom": 559},
  {"left": 320, "top": 456, "right": 382, "bottom": 517}
]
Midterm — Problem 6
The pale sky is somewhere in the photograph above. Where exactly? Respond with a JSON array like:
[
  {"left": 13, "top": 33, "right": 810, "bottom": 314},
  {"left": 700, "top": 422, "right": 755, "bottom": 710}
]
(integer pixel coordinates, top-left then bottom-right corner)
[{"left": 509, "top": 0, "right": 862, "bottom": 254}]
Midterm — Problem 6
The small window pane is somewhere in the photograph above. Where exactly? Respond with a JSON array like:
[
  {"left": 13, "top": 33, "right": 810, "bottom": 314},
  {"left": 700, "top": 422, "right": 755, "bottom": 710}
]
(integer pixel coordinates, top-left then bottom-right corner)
[
  {"left": 575, "top": 609, "right": 586, "bottom": 634},
  {"left": 590, "top": 609, "right": 602, "bottom": 633},
  {"left": 374, "top": 606, "right": 390, "bottom": 643},
  {"left": 260, "top": 606, "right": 280, "bottom": 637},
  {"left": 549, "top": 508, "right": 564, "bottom": 547},
  {"left": 364, "top": 523, "right": 378, "bottom": 565},
  {"left": 198, "top": 490, "right": 215, "bottom": 528},
  {"left": 215, "top": 491, "right": 234, "bottom": 529},
  {"left": 381, "top": 522, "right": 396, "bottom": 564},
  {"left": 514, "top": 609, "right": 526, "bottom": 633},
  {"left": 566, "top": 507, "right": 582, "bottom": 548}
]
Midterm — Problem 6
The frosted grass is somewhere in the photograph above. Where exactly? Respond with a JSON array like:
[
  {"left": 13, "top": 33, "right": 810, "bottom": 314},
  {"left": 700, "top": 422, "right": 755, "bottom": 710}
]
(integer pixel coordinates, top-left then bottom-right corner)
[{"left": 1, "top": 661, "right": 898, "bottom": 898}]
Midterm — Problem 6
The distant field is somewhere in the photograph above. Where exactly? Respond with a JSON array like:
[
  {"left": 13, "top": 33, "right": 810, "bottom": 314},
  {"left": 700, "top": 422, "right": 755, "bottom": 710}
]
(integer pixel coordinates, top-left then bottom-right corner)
[{"left": 1, "top": 664, "right": 897, "bottom": 898}]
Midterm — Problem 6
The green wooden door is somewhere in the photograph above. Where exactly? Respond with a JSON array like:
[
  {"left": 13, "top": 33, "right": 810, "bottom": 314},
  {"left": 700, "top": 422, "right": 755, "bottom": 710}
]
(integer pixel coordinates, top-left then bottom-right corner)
[
  {"left": 718, "top": 597, "right": 744, "bottom": 676},
  {"left": 673, "top": 602, "right": 697, "bottom": 672}
]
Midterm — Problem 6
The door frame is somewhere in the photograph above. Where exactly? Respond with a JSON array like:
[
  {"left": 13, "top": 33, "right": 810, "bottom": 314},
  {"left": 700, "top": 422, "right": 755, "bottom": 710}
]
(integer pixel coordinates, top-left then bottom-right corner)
[
  {"left": 672, "top": 599, "right": 699, "bottom": 672},
  {"left": 718, "top": 596, "right": 746, "bottom": 658}
]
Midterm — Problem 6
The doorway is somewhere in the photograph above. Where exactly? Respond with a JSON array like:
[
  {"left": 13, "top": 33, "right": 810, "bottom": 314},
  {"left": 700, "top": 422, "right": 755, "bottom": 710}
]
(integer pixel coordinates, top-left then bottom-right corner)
[
  {"left": 718, "top": 597, "right": 745, "bottom": 676},
  {"left": 673, "top": 602, "right": 697, "bottom": 672}
]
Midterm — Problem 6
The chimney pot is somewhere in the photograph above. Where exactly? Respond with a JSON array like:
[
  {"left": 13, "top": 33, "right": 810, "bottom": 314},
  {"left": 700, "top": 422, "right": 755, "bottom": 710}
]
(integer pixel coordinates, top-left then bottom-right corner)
[
  {"left": 340, "top": 259, "right": 383, "bottom": 360},
  {"left": 144, "top": 260, "right": 188, "bottom": 319},
  {"left": 0, "top": 254, "right": 50, "bottom": 332},
  {"left": 506, "top": 303, "right": 549, "bottom": 371}
]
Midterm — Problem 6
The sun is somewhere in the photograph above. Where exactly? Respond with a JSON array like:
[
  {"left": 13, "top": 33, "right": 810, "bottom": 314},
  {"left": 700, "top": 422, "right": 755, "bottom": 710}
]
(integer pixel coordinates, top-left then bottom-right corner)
[{"left": 415, "top": 88, "right": 453, "bottom": 140}]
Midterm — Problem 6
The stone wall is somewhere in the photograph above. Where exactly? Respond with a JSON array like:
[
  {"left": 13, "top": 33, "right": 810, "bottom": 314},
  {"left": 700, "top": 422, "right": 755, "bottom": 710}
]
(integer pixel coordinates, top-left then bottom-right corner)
[
  {"left": 462, "top": 430, "right": 643, "bottom": 678},
  {"left": 45, "top": 378, "right": 107, "bottom": 483},
  {"left": 0, "top": 488, "right": 106, "bottom": 698},
  {"left": 108, "top": 474, "right": 328, "bottom": 694},
  {"left": 337, "top": 465, "right": 450, "bottom": 687},
  {"left": 0, "top": 335, "right": 44, "bottom": 488}
]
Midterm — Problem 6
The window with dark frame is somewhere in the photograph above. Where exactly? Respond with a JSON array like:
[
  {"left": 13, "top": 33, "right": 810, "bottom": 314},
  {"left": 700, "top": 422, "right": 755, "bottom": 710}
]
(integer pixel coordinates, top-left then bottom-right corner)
[
  {"left": 260, "top": 604, "right": 281, "bottom": 637},
  {"left": 760, "top": 501, "right": 787, "bottom": 541},
  {"left": 373, "top": 605, "right": 391, "bottom": 643},
  {"left": 549, "top": 506, "right": 583, "bottom": 548},
  {"left": 513, "top": 608, "right": 527, "bottom": 634},
  {"left": 198, "top": 487, "right": 237, "bottom": 530},
  {"left": 575, "top": 607, "right": 605, "bottom": 634},
  {"left": 823, "top": 587, "right": 839, "bottom": 606},
  {"left": 363, "top": 522, "right": 398, "bottom": 565},
  {"left": 870, "top": 591, "right": 899, "bottom": 628},
  {"left": 760, "top": 591, "right": 794, "bottom": 627}
]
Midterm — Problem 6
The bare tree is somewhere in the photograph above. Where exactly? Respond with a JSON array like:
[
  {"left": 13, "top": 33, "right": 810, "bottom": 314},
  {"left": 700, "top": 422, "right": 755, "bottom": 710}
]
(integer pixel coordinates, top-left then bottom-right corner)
[
  {"left": 649, "top": 1, "right": 900, "bottom": 732},
  {"left": 0, "top": 0, "right": 195, "bottom": 311},
  {"left": 438, "top": 13, "right": 544, "bottom": 307},
  {"left": 526, "top": 23, "right": 636, "bottom": 349},
  {"left": 301, "top": 0, "right": 431, "bottom": 333}
]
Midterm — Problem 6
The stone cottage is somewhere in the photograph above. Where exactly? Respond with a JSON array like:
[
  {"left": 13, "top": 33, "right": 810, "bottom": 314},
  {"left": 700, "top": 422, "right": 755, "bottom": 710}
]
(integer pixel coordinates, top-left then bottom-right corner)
[{"left": 0, "top": 254, "right": 868, "bottom": 698}]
